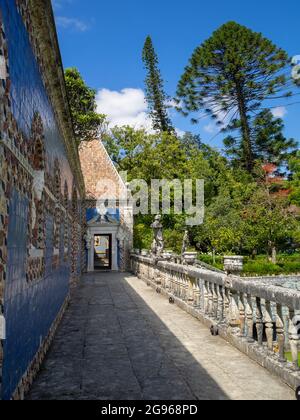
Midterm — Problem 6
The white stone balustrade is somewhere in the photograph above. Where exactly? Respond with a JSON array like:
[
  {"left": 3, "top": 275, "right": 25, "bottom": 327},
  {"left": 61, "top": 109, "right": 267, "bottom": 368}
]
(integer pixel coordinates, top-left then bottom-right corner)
[{"left": 131, "top": 254, "right": 300, "bottom": 391}]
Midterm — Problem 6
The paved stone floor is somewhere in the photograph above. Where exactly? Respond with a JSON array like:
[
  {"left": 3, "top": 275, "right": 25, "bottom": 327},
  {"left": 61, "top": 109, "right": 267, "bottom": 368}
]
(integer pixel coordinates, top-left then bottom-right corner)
[{"left": 27, "top": 273, "right": 295, "bottom": 400}]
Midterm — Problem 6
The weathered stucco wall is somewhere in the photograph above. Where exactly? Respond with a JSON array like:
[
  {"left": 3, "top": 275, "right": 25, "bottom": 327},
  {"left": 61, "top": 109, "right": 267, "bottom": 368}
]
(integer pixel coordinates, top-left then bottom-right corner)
[
  {"left": 0, "top": 0, "right": 84, "bottom": 400},
  {"left": 79, "top": 139, "right": 127, "bottom": 200}
]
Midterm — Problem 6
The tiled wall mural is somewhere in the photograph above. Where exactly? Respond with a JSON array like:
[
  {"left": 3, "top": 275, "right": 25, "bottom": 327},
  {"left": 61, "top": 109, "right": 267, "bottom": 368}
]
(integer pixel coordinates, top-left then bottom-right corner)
[{"left": 0, "top": 0, "right": 84, "bottom": 400}]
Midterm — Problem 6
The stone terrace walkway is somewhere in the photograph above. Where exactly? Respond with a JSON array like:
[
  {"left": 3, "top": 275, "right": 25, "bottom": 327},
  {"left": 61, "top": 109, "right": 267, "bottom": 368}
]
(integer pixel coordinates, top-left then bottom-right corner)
[{"left": 27, "top": 273, "right": 295, "bottom": 400}]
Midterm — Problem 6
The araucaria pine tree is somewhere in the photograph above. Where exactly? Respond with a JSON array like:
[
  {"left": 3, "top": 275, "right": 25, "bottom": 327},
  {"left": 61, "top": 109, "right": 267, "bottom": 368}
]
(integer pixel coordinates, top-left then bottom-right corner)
[
  {"left": 177, "top": 22, "right": 290, "bottom": 173},
  {"left": 224, "top": 110, "right": 298, "bottom": 168},
  {"left": 142, "top": 36, "right": 174, "bottom": 133}
]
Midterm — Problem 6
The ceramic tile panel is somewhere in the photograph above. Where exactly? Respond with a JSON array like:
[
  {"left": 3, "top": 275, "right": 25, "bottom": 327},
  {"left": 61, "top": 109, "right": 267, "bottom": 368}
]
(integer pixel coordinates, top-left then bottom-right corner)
[{"left": 0, "top": 0, "right": 83, "bottom": 399}]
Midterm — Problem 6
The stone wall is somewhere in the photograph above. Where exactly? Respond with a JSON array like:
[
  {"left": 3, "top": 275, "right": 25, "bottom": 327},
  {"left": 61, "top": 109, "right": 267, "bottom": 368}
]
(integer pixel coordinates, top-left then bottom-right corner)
[{"left": 0, "top": 0, "right": 84, "bottom": 400}]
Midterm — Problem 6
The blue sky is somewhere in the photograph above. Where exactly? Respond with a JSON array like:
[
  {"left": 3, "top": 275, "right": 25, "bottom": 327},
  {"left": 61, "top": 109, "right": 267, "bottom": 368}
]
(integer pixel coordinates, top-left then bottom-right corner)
[{"left": 52, "top": 0, "right": 300, "bottom": 149}]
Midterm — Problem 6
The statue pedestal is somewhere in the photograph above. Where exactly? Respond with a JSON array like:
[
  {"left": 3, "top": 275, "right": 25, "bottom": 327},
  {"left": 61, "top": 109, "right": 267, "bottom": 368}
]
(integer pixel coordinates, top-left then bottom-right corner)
[
  {"left": 183, "top": 252, "right": 198, "bottom": 266},
  {"left": 224, "top": 256, "right": 244, "bottom": 275}
]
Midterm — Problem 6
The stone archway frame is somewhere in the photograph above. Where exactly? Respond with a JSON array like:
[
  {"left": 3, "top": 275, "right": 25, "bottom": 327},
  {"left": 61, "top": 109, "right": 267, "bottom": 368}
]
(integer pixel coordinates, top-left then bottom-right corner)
[{"left": 86, "top": 223, "right": 120, "bottom": 272}]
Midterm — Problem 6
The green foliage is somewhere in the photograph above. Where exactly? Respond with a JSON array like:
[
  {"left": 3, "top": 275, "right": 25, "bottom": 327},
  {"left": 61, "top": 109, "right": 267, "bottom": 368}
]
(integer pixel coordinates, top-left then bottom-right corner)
[
  {"left": 198, "top": 254, "right": 300, "bottom": 275},
  {"left": 103, "top": 125, "right": 299, "bottom": 261},
  {"left": 133, "top": 223, "right": 153, "bottom": 250},
  {"left": 285, "top": 352, "right": 300, "bottom": 364},
  {"left": 103, "top": 127, "right": 212, "bottom": 250},
  {"left": 193, "top": 168, "right": 299, "bottom": 257},
  {"left": 198, "top": 254, "right": 224, "bottom": 271},
  {"left": 142, "top": 36, "right": 174, "bottom": 133},
  {"left": 133, "top": 222, "right": 184, "bottom": 254},
  {"left": 224, "top": 110, "right": 298, "bottom": 169},
  {"left": 241, "top": 187, "right": 298, "bottom": 255},
  {"left": 177, "top": 21, "right": 290, "bottom": 173},
  {"left": 65, "top": 68, "right": 106, "bottom": 145},
  {"left": 243, "top": 260, "right": 300, "bottom": 276},
  {"left": 103, "top": 126, "right": 196, "bottom": 182},
  {"left": 289, "top": 151, "right": 300, "bottom": 206},
  {"left": 163, "top": 227, "right": 187, "bottom": 254},
  {"left": 243, "top": 254, "right": 300, "bottom": 276},
  {"left": 67, "top": 22, "right": 299, "bottom": 272}
]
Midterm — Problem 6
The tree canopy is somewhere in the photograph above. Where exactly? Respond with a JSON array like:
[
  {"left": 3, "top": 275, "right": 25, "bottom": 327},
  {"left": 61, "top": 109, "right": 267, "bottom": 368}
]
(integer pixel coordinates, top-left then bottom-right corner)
[
  {"left": 224, "top": 110, "right": 298, "bottom": 169},
  {"left": 66, "top": 23, "right": 299, "bottom": 270},
  {"left": 142, "top": 36, "right": 174, "bottom": 133},
  {"left": 176, "top": 21, "right": 291, "bottom": 173},
  {"left": 65, "top": 68, "right": 106, "bottom": 145}
]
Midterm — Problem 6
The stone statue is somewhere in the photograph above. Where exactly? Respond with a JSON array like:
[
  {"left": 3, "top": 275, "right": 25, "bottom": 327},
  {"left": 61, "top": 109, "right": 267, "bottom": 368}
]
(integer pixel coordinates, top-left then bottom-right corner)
[
  {"left": 151, "top": 215, "right": 164, "bottom": 257},
  {"left": 84, "top": 231, "right": 93, "bottom": 250},
  {"left": 181, "top": 230, "right": 190, "bottom": 256}
]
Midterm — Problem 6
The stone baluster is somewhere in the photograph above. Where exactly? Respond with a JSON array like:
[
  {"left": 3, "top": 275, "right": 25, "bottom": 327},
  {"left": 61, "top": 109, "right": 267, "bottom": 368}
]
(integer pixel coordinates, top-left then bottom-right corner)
[
  {"left": 288, "top": 309, "right": 300, "bottom": 371},
  {"left": 212, "top": 284, "right": 218, "bottom": 319},
  {"left": 179, "top": 274, "right": 185, "bottom": 300},
  {"left": 164, "top": 270, "right": 168, "bottom": 290},
  {"left": 229, "top": 290, "right": 240, "bottom": 330},
  {"left": 276, "top": 304, "right": 286, "bottom": 363},
  {"left": 165, "top": 270, "right": 169, "bottom": 290},
  {"left": 163, "top": 270, "right": 169, "bottom": 290},
  {"left": 265, "top": 301, "right": 274, "bottom": 353},
  {"left": 181, "top": 273, "right": 185, "bottom": 299},
  {"left": 256, "top": 297, "right": 264, "bottom": 346},
  {"left": 178, "top": 273, "right": 182, "bottom": 299},
  {"left": 188, "top": 277, "right": 194, "bottom": 305},
  {"left": 193, "top": 281, "right": 201, "bottom": 308},
  {"left": 217, "top": 286, "right": 224, "bottom": 322},
  {"left": 204, "top": 281, "right": 209, "bottom": 315},
  {"left": 177, "top": 272, "right": 181, "bottom": 296},
  {"left": 169, "top": 271, "right": 173, "bottom": 291},
  {"left": 183, "top": 274, "right": 189, "bottom": 301},
  {"left": 173, "top": 272, "right": 176, "bottom": 294},
  {"left": 180, "top": 273, "right": 184, "bottom": 299},
  {"left": 208, "top": 283, "right": 214, "bottom": 317},
  {"left": 168, "top": 271, "right": 172, "bottom": 292},
  {"left": 155, "top": 268, "right": 162, "bottom": 287},
  {"left": 161, "top": 269, "right": 165, "bottom": 289},
  {"left": 246, "top": 294, "right": 254, "bottom": 343},
  {"left": 173, "top": 272, "right": 178, "bottom": 296},
  {"left": 224, "top": 288, "right": 230, "bottom": 324},
  {"left": 169, "top": 271, "right": 175, "bottom": 294},
  {"left": 238, "top": 293, "right": 246, "bottom": 337}
]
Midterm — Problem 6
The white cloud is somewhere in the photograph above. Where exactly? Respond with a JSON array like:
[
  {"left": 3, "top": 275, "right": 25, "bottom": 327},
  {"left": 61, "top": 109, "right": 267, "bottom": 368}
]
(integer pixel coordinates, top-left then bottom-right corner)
[
  {"left": 204, "top": 123, "right": 218, "bottom": 134},
  {"left": 96, "top": 88, "right": 187, "bottom": 136},
  {"left": 52, "top": 0, "right": 73, "bottom": 10},
  {"left": 52, "top": 0, "right": 61, "bottom": 8},
  {"left": 271, "top": 107, "right": 287, "bottom": 118},
  {"left": 55, "top": 16, "right": 89, "bottom": 32},
  {"left": 96, "top": 88, "right": 153, "bottom": 131},
  {"left": 175, "top": 128, "right": 185, "bottom": 137}
]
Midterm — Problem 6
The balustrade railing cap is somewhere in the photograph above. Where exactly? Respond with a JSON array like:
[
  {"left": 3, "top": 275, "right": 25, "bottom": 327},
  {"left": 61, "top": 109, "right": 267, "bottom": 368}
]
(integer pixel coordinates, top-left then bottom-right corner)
[
  {"left": 132, "top": 254, "right": 300, "bottom": 310},
  {"left": 231, "top": 277, "right": 300, "bottom": 310},
  {"left": 223, "top": 255, "right": 244, "bottom": 259}
]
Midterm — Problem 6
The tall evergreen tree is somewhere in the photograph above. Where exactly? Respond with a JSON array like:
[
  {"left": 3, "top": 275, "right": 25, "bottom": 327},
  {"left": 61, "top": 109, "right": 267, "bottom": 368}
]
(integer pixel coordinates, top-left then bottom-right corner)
[
  {"left": 142, "top": 36, "right": 174, "bottom": 133},
  {"left": 292, "top": 57, "right": 300, "bottom": 86},
  {"left": 177, "top": 22, "right": 291, "bottom": 173},
  {"left": 224, "top": 110, "right": 298, "bottom": 168}
]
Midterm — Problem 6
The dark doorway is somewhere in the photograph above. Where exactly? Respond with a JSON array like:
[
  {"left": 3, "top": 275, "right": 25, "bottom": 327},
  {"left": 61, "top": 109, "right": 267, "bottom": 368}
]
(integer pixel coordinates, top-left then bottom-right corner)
[{"left": 94, "top": 234, "right": 112, "bottom": 270}]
